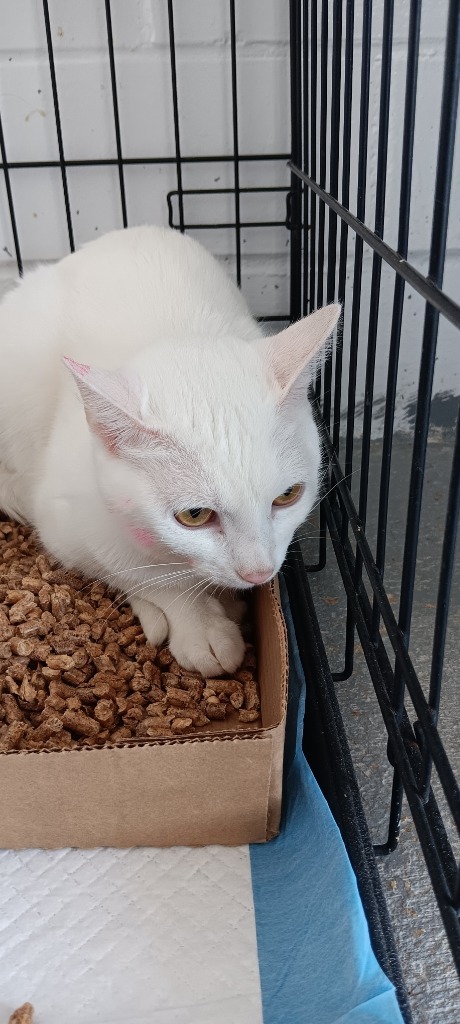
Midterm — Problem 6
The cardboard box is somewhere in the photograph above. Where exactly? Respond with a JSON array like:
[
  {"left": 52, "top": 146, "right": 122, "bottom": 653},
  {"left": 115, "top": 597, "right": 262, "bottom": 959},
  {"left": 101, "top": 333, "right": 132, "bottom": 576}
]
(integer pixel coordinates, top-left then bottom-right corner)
[{"left": 0, "top": 582, "right": 287, "bottom": 849}]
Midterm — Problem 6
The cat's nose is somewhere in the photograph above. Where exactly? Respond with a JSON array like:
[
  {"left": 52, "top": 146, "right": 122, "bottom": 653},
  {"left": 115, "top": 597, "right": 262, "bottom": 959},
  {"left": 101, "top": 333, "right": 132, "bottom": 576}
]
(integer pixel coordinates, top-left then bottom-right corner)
[{"left": 237, "top": 568, "right": 274, "bottom": 586}]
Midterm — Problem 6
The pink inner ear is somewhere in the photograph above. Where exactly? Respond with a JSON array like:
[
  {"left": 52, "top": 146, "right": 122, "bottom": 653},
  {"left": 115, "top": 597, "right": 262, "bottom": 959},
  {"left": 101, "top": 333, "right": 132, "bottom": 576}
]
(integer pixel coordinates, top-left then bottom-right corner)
[
  {"left": 63, "top": 356, "right": 90, "bottom": 377},
  {"left": 88, "top": 416, "right": 120, "bottom": 456},
  {"left": 267, "top": 304, "right": 342, "bottom": 396}
]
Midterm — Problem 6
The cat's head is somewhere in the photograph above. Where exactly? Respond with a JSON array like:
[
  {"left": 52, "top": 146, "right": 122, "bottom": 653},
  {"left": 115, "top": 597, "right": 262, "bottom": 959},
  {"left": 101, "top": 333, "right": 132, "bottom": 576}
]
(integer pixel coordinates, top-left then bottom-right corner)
[{"left": 63, "top": 304, "right": 340, "bottom": 588}]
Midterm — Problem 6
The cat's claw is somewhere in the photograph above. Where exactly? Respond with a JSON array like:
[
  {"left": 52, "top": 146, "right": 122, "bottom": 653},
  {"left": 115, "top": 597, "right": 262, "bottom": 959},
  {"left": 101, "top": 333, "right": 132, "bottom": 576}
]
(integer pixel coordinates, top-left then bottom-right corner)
[{"left": 130, "top": 596, "right": 169, "bottom": 646}]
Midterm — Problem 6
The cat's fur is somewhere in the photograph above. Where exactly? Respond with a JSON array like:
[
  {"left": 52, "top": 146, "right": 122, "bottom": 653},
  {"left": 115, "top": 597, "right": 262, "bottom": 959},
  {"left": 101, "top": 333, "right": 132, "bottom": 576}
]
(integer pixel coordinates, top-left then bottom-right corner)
[{"left": 0, "top": 226, "right": 340, "bottom": 675}]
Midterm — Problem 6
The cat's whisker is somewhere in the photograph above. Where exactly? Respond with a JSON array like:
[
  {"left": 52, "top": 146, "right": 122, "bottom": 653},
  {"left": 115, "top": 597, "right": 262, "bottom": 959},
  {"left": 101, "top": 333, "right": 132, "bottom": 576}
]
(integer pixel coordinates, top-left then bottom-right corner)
[
  {"left": 285, "top": 545, "right": 314, "bottom": 559},
  {"left": 160, "top": 577, "right": 212, "bottom": 621},
  {"left": 99, "top": 572, "right": 200, "bottom": 632},
  {"left": 100, "top": 569, "right": 196, "bottom": 625},
  {"left": 185, "top": 577, "right": 213, "bottom": 608},
  {"left": 189, "top": 577, "right": 217, "bottom": 610},
  {"left": 306, "top": 467, "right": 359, "bottom": 518},
  {"left": 185, "top": 579, "right": 212, "bottom": 616},
  {"left": 192, "top": 579, "right": 219, "bottom": 615},
  {"left": 81, "top": 561, "right": 190, "bottom": 593},
  {"left": 282, "top": 552, "right": 310, "bottom": 569},
  {"left": 291, "top": 469, "right": 360, "bottom": 542},
  {"left": 112, "top": 568, "right": 194, "bottom": 606},
  {"left": 205, "top": 583, "right": 219, "bottom": 605},
  {"left": 115, "top": 574, "right": 213, "bottom": 635},
  {"left": 284, "top": 561, "right": 298, "bottom": 576},
  {"left": 114, "top": 568, "right": 195, "bottom": 604},
  {"left": 290, "top": 531, "right": 323, "bottom": 541},
  {"left": 288, "top": 538, "right": 323, "bottom": 549},
  {"left": 160, "top": 577, "right": 208, "bottom": 614}
]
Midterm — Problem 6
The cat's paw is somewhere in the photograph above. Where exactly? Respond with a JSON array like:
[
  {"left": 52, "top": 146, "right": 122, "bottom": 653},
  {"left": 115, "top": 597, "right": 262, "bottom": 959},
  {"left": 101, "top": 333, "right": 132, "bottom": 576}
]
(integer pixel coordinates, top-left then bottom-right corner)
[
  {"left": 130, "top": 596, "right": 169, "bottom": 646},
  {"left": 169, "top": 602, "right": 246, "bottom": 677}
]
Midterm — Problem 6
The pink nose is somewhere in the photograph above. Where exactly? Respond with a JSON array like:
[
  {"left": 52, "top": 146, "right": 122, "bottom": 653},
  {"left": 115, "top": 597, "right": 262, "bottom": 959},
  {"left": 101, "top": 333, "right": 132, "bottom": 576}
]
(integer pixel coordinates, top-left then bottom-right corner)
[{"left": 237, "top": 569, "right": 274, "bottom": 586}]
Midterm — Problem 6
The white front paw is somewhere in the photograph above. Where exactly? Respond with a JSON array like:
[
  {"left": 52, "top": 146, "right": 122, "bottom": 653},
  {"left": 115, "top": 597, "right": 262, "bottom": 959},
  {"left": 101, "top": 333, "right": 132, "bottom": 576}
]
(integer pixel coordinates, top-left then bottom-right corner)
[
  {"left": 130, "top": 596, "right": 169, "bottom": 646},
  {"left": 169, "top": 600, "right": 245, "bottom": 677}
]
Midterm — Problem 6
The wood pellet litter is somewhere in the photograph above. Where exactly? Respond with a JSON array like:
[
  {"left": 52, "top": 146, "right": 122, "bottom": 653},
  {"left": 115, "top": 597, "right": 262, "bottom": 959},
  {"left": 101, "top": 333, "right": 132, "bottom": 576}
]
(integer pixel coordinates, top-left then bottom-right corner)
[
  {"left": 8, "top": 1006, "right": 34, "bottom": 1024},
  {"left": 0, "top": 519, "right": 261, "bottom": 753}
]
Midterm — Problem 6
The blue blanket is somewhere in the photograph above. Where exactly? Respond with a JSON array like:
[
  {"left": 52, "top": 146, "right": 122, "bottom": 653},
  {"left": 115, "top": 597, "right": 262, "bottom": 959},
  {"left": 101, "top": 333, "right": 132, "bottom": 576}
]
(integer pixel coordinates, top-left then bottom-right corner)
[{"left": 250, "top": 586, "right": 404, "bottom": 1024}]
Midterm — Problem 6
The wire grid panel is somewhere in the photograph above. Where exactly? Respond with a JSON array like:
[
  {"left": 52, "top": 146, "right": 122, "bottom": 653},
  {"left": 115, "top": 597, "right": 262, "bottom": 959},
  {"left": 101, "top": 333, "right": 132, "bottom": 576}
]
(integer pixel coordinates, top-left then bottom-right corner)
[
  {"left": 285, "top": 0, "right": 460, "bottom": 1006},
  {"left": 0, "top": 0, "right": 292, "bottom": 320}
]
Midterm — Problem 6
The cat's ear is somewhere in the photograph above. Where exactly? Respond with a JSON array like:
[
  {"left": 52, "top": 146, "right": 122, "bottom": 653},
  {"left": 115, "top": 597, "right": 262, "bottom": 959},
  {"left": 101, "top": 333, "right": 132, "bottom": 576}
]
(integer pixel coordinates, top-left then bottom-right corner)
[
  {"left": 62, "top": 356, "right": 154, "bottom": 456},
  {"left": 261, "top": 304, "right": 341, "bottom": 400}
]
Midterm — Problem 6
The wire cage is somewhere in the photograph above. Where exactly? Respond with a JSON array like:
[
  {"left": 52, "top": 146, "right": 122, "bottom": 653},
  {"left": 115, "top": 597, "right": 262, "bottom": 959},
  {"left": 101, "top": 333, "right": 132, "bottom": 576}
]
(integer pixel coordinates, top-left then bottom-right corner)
[{"left": 0, "top": 2, "right": 459, "bottom": 1021}]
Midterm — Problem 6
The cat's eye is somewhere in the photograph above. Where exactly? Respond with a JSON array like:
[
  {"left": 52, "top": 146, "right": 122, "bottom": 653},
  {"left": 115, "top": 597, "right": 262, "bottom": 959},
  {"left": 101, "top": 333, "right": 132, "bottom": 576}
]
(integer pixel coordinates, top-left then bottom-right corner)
[
  {"left": 174, "top": 507, "right": 215, "bottom": 527},
  {"left": 272, "top": 483, "right": 304, "bottom": 508}
]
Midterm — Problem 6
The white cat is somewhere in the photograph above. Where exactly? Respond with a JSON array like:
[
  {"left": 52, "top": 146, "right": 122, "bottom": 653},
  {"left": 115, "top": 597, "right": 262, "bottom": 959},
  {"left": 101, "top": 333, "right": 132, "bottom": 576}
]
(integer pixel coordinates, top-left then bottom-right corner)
[{"left": 0, "top": 226, "right": 340, "bottom": 675}]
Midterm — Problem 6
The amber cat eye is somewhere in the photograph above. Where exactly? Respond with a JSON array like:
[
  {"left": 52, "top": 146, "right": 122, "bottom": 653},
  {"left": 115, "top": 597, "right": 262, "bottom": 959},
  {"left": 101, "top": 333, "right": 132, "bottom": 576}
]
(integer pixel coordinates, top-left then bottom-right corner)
[
  {"left": 174, "top": 507, "right": 215, "bottom": 527},
  {"left": 272, "top": 483, "right": 304, "bottom": 507}
]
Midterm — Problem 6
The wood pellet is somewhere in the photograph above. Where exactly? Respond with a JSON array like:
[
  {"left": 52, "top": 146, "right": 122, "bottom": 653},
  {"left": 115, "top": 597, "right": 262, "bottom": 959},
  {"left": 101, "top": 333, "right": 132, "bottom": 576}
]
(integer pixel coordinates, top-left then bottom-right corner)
[
  {"left": 8, "top": 1006, "right": 34, "bottom": 1024},
  {"left": 0, "top": 520, "right": 261, "bottom": 753}
]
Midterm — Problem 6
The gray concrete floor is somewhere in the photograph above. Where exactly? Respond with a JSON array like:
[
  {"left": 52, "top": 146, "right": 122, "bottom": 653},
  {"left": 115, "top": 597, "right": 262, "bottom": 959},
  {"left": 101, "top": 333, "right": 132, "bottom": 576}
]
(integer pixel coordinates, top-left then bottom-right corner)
[{"left": 300, "top": 435, "right": 459, "bottom": 1024}]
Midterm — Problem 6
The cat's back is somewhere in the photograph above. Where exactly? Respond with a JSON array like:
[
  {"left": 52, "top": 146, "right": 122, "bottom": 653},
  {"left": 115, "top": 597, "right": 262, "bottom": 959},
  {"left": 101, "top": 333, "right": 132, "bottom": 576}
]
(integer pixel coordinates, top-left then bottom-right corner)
[
  {"left": 0, "top": 226, "right": 259, "bottom": 483},
  {"left": 56, "top": 225, "right": 259, "bottom": 364},
  {"left": 1, "top": 225, "right": 258, "bottom": 370}
]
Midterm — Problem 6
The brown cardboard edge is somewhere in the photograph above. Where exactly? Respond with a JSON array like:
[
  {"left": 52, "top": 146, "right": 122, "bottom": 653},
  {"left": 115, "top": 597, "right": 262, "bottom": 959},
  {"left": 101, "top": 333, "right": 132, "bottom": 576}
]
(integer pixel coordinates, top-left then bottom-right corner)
[
  {"left": 0, "top": 727, "right": 273, "bottom": 758},
  {"left": 255, "top": 579, "right": 288, "bottom": 840},
  {"left": 254, "top": 577, "right": 288, "bottom": 728},
  {"left": 269, "top": 576, "right": 288, "bottom": 716}
]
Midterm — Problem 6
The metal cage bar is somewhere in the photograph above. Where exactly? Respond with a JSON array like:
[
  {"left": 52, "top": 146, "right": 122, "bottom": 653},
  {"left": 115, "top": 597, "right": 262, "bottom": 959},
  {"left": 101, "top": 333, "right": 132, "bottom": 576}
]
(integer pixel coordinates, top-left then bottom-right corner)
[
  {"left": 287, "top": 0, "right": 460, "bottom": 1012},
  {"left": 0, "top": 112, "right": 22, "bottom": 274},
  {"left": 229, "top": 0, "right": 242, "bottom": 288},
  {"left": 421, "top": 407, "right": 460, "bottom": 800},
  {"left": 104, "top": 0, "right": 128, "bottom": 228},
  {"left": 316, "top": 0, "right": 328, "bottom": 315},
  {"left": 167, "top": 0, "right": 185, "bottom": 232},
  {"left": 343, "top": 0, "right": 372, "bottom": 493},
  {"left": 42, "top": 0, "right": 74, "bottom": 251},
  {"left": 373, "top": 0, "right": 422, "bottom": 642},
  {"left": 333, "top": 0, "right": 354, "bottom": 454},
  {"left": 396, "top": 0, "right": 460, "bottom": 680},
  {"left": 355, "top": 0, "right": 393, "bottom": 578}
]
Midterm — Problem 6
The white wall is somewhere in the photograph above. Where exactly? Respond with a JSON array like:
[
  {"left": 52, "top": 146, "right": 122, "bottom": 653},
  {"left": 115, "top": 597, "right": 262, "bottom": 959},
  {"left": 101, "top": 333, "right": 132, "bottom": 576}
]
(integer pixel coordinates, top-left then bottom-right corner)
[{"left": 0, "top": 0, "right": 458, "bottom": 432}]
